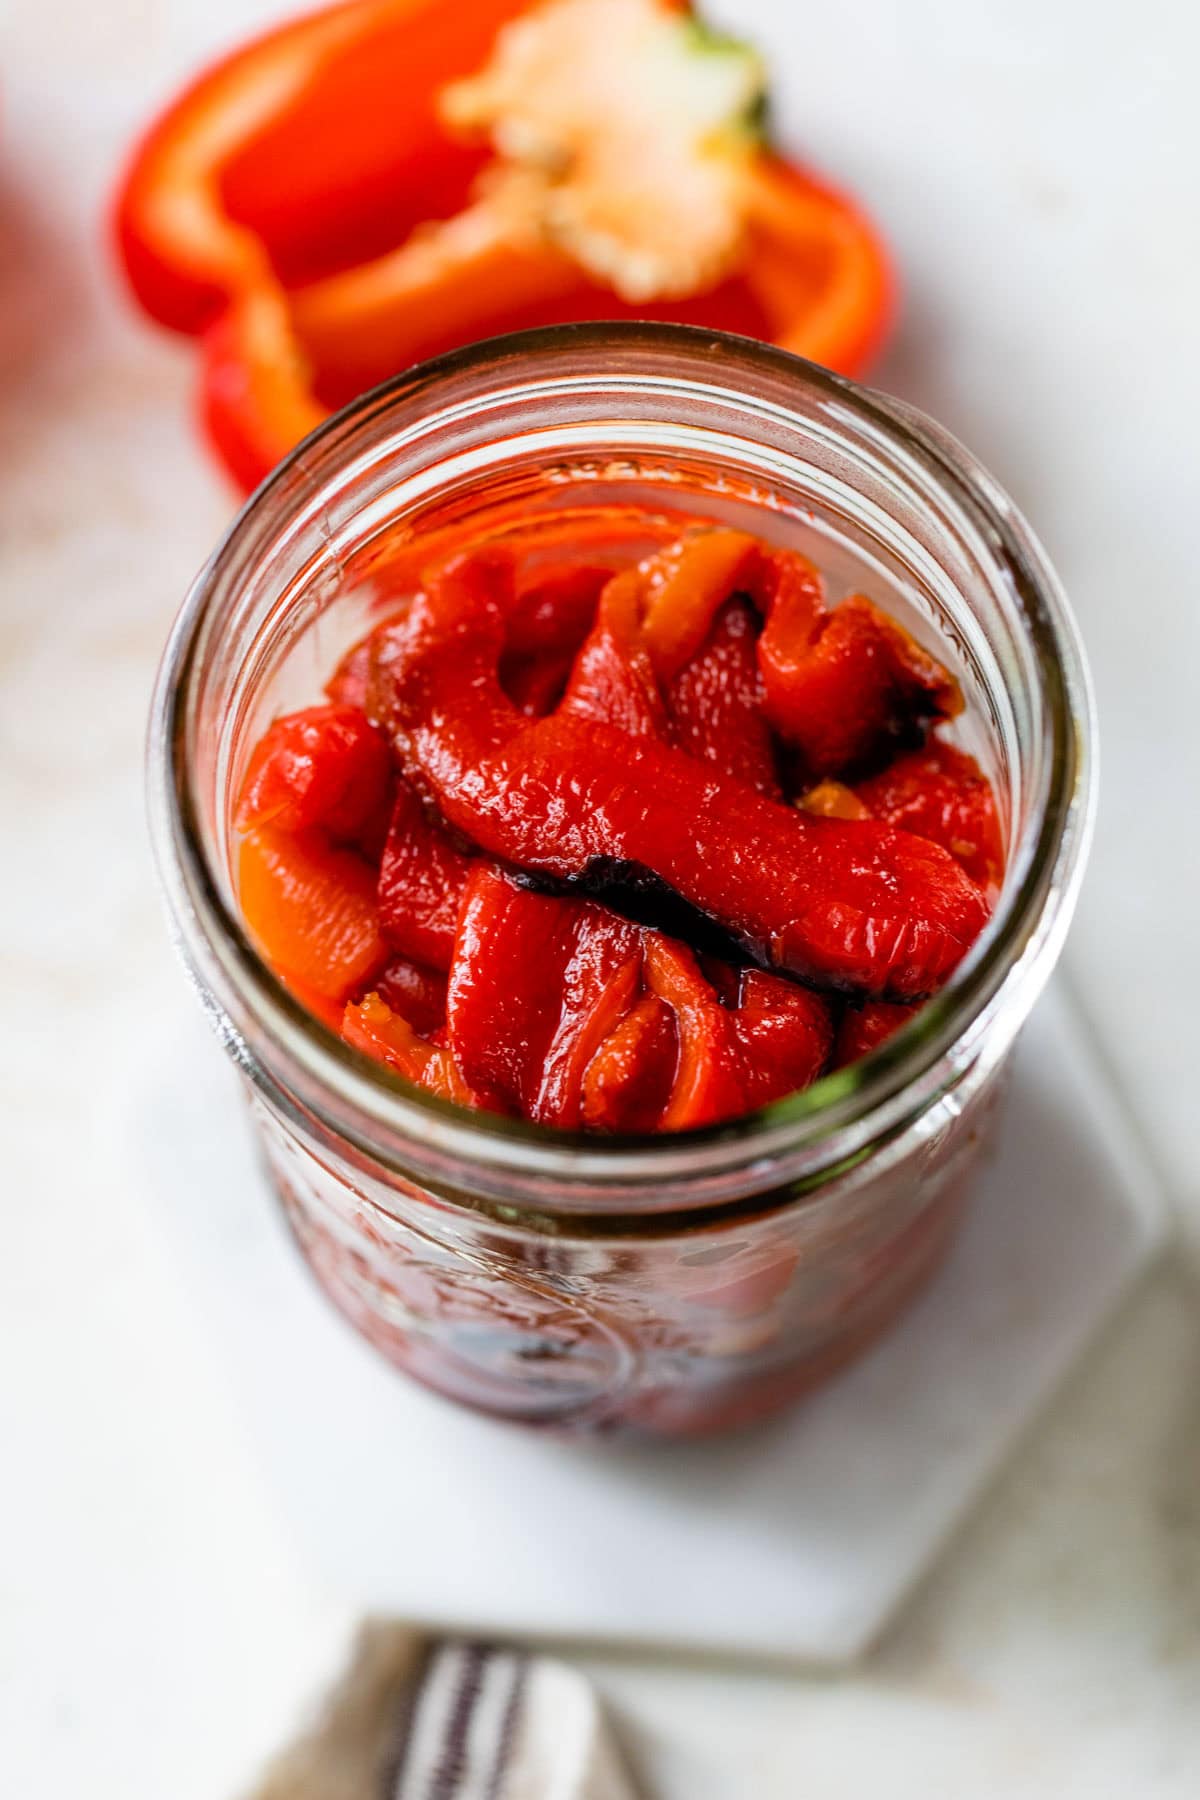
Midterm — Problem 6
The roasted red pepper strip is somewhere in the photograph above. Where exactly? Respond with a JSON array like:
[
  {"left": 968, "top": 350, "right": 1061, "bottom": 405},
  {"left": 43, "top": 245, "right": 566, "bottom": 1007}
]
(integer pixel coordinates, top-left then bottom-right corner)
[
  {"left": 642, "top": 936, "right": 744, "bottom": 1129},
  {"left": 500, "top": 564, "right": 608, "bottom": 716},
  {"left": 446, "top": 865, "right": 834, "bottom": 1129},
  {"left": 386, "top": 551, "right": 989, "bottom": 1001},
  {"left": 855, "top": 737, "right": 1004, "bottom": 893},
  {"left": 240, "top": 825, "right": 388, "bottom": 1006},
  {"left": 343, "top": 990, "right": 480, "bottom": 1104},
  {"left": 753, "top": 551, "right": 962, "bottom": 778},
  {"left": 447, "top": 865, "right": 648, "bottom": 1126},
  {"left": 377, "top": 780, "right": 475, "bottom": 970},
  {"left": 635, "top": 952, "right": 835, "bottom": 1127},
  {"left": 729, "top": 969, "right": 834, "bottom": 1108},
  {"left": 563, "top": 527, "right": 959, "bottom": 784},
  {"left": 834, "top": 1001, "right": 914, "bottom": 1068},
  {"left": 236, "top": 702, "right": 392, "bottom": 851},
  {"left": 665, "top": 598, "right": 779, "bottom": 796},
  {"left": 580, "top": 993, "right": 676, "bottom": 1132},
  {"left": 536, "top": 913, "right": 644, "bottom": 1126},
  {"left": 800, "top": 740, "right": 1003, "bottom": 894},
  {"left": 762, "top": 592, "right": 962, "bottom": 779},
  {"left": 446, "top": 864, "right": 585, "bottom": 1115},
  {"left": 556, "top": 537, "right": 774, "bottom": 792},
  {"left": 559, "top": 565, "right": 670, "bottom": 740},
  {"left": 373, "top": 955, "right": 449, "bottom": 1036},
  {"left": 636, "top": 529, "right": 758, "bottom": 678}
]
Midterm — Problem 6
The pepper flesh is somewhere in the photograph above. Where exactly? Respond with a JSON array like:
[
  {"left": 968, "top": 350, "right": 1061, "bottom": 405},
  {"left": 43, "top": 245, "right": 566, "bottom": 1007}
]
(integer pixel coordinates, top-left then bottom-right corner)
[
  {"left": 386, "top": 550, "right": 989, "bottom": 1001},
  {"left": 377, "top": 780, "right": 475, "bottom": 969},
  {"left": 664, "top": 597, "right": 779, "bottom": 795},
  {"left": 113, "top": 0, "right": 895, "bottom": 493},
  {"left": 233, "top": 513, "right": 1001, "bottom": 1130},
  {"left": 236, "top": 702, "right": 392, "bottom": 849},
  {"left": 343, "top": 990, "right": 480, "bottom": 1105},
  {"left": 855, "top": 738, "right": 1003, "bottom": 893},
  {"left": 239, "top": 825, "right": 388, "bottom": 1007}
]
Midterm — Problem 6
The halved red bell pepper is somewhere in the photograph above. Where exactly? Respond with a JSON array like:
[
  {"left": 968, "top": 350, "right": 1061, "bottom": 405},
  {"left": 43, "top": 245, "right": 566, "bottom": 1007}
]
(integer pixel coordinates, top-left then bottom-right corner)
[{"left": 113, "top": 0, "right": 895, "bottom": 493}]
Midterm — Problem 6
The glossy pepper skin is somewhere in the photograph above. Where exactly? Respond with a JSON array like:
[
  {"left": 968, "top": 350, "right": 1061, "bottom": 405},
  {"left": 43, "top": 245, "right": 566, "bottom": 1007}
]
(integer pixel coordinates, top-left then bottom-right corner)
[
  {"left": 447, "top": 866, "right": 644, "bottom": 1123},
  {"left": 233, "top": 513, "right": 1001, "bottom": 1132},
  {"left": 573, "top": 528, "right": 962, "bottom": 781},
  {"left": 444, "top": 866, "right": 833, "bottom": 1130},
  {"left": 385, "top": 550, "right": 989, "bottom": 1001},
  {"left": 112, "top": 0, "right": 895, "bottom": 493},
  {"left": 665, "top": 599, "right": 780, "bottom": 796},
  {"left": 855, "top": 739, "right": 1003, "bottom": 894},
  {"left": 377, "top": 780, "right": 474, "bottom": 970},
  {"left": 237, "top": 702, "right": 392, "bottom": 850},
  {"left": 238, "top": 824, "right": 387, "bottom": 1012}
]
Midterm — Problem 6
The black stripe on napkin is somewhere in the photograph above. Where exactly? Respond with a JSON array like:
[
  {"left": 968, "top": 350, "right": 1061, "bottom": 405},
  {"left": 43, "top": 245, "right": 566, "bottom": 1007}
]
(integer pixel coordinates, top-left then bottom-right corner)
[{"left": 388, "top": 1642, "right": 530, "bottom": 1800}]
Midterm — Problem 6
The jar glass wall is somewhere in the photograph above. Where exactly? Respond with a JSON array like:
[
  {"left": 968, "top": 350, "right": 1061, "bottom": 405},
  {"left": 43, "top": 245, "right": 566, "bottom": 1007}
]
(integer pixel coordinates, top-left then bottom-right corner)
[{"left": 149, "top": 323, "right": 1094, "bottom": 1436}]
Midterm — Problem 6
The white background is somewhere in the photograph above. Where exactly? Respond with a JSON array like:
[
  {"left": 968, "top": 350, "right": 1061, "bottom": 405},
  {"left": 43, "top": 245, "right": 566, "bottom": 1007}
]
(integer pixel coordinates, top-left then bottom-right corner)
[{"left": 2, "top": 2, "right": 1199, "bottom": 1794}]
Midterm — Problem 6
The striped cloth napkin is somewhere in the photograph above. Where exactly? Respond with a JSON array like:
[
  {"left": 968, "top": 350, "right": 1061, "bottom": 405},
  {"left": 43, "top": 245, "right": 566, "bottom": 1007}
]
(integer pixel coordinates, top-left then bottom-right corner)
[{"left": 249, "top": 1623, "right": 638, "bottom": 1800}]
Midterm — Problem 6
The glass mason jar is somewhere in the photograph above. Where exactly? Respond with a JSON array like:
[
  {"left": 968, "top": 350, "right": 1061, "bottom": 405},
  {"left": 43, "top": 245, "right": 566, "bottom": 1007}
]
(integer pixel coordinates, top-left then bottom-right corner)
[{"left": 149, "top": 323, "right": 1094, "bottom": 1438}]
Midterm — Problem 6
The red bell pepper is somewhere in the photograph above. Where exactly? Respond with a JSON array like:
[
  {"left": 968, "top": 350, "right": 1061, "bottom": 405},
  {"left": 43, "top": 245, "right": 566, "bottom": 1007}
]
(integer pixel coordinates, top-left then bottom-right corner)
[{"left": 113, "top": 0, "right": 895, "bottom": 493}]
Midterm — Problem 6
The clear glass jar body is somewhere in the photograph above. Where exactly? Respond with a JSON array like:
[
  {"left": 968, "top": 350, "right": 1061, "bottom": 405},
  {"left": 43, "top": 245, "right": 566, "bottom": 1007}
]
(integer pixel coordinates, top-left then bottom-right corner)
[{"left": 150, "top": 324, "right": 1094, "bottom": 1437}]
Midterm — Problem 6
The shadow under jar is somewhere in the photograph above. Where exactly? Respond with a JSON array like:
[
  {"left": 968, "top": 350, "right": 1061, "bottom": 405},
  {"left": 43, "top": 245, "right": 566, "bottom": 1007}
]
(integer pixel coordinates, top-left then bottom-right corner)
[{"left": 149, "top": 323, "right": 1095, "bottom": 1438}]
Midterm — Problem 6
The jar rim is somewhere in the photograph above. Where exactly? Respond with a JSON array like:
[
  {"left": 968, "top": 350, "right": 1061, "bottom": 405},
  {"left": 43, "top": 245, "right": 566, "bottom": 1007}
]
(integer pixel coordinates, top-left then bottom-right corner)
[{"left": 149, "top": 321, "right": 1096, "bottom": 1219}]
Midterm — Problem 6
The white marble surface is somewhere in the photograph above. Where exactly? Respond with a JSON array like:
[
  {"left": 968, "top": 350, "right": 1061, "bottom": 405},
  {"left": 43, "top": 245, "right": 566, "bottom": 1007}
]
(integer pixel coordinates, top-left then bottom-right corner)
[
  {"left": 128, "top": 987, "right": 1167, "bottom": 1666},
  {"left": 2, "top": 2, "right": 1199, "bottom": 1796}
]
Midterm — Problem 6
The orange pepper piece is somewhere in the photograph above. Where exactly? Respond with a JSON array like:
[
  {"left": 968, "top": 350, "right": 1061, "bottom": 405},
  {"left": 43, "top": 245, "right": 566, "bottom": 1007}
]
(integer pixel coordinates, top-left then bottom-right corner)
[
  {"left": 342, "top": 990, "right": 478, "bottom": 1105},
  {"left": 239, "top": 825, "right": 388, "bottom": 1005}
]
